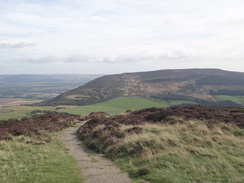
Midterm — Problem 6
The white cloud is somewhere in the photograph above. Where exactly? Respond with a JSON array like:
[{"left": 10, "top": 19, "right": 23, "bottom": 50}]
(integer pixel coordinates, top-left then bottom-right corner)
[
  {"left": 1, "top": 0, "right": 244, "bottom": 73},
  {"left": 0, "top": 42, "right": 35, "bottom": 49},
  {"left": 65, "top": 54, "right": 98, "bottom": 63},
  {"left": 23, "top": 55, "right": 61, "bottom": 64}
]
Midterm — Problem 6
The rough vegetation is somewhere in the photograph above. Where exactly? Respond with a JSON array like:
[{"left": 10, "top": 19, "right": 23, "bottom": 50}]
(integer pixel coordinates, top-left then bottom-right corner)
[
  {"left": 44, "top": 69, "right": 244, "bottom": 106},
  {"left": 0, "top": 114, "right": 83, "bottom": 140},
  {"left": 78, "top": 106, "right": 244, "bottom": 183}
]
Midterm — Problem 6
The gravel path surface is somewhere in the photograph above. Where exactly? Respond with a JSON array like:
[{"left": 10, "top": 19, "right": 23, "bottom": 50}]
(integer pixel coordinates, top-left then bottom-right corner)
[{"left": 60, "top": 121, "right": 133, "bottom": 183}]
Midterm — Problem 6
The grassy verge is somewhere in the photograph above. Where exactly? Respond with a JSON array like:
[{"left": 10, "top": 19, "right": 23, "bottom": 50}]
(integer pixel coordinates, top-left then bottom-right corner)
[
  {"left": 215, "top": 95, "right": 244, "bottom": 105},
  {"left": 0, "top": 134, "right": 83, "bottom": 183},
  {"left": 62, "top": 97, "right": 169, "bottom": 115}
]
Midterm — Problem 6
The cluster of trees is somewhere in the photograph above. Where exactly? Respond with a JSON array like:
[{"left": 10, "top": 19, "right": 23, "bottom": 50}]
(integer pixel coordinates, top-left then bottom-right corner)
[{"left": 196, "top": 76, "right": 244, "bottom": 86}]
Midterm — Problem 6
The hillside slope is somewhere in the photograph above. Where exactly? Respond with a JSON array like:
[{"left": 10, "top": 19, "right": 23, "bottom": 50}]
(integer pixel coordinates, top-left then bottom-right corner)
[{"left": 44, "top": 69, "right": 244, "bottom": 106}]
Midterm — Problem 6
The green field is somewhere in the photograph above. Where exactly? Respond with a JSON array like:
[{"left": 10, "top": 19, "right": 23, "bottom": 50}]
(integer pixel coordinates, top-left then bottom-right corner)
[
  {"left": 0, "top": 97, "right": 195, "bottom": 121},
  {"left": 62, "top": 97, "right": 169, "bottom": 115},
  {"left": 62, "top": 97, "right": 198, "bottom": 116},
  {"left": 2, "top": 95, "right": 242, "bottom": 122},
  {"left": 0, "top": 134, "right": 83, "bottom": 183},
  {"left": 215, "top": 95, "right": 244, "bottom": 105},
  {"left": 0, "top": 106, "right": 56, "bottom": 121}
]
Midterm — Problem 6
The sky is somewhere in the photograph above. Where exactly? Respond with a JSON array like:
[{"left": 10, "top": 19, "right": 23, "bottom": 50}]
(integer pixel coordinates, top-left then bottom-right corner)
[{"left": 1, "top": 0, "right": 244, "bottom": 74}]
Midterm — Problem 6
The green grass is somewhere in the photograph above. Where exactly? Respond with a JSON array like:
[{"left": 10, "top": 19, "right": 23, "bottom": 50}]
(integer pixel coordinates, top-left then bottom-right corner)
[
  {"left": 98, "top": 97, "right": 168, "bottom": 109},
  {"left": 62, "top": 105, "right": 125, "bottom": 115},
  {"left": 0, "top": 134, "right": 83, "bottom": 183},
  {"left": 215, "top": 95, "right": 244, "bottom": 105},
  {"left": 62, "top": 97, "right": 169, "bottom": 115}
]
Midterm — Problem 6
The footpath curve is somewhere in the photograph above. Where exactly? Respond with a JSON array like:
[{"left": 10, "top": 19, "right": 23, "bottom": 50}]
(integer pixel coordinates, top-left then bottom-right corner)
[{"left": 59, "top": 121, "right": 133, "bottom": 183}]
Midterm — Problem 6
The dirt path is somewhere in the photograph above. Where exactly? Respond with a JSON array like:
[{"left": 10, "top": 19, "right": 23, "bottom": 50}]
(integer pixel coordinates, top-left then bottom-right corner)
[{"left": 60, "top": 121, "right": 133, "bottom": 183}]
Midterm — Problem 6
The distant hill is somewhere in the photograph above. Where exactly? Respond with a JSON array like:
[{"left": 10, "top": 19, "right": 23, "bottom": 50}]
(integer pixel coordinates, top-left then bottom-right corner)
[{"left": 43, "top": 69, "right": 244, "bottom": 106}]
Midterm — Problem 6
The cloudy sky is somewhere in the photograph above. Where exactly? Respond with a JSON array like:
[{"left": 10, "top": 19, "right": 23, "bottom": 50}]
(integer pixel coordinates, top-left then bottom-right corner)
[{"left": 1, "top": 0, "right": 244, "bottom": 74}]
